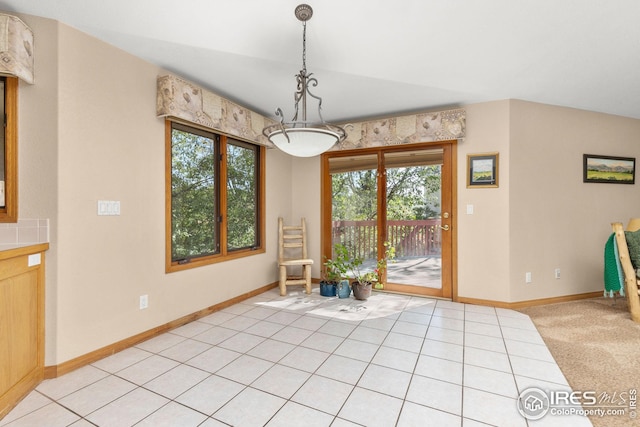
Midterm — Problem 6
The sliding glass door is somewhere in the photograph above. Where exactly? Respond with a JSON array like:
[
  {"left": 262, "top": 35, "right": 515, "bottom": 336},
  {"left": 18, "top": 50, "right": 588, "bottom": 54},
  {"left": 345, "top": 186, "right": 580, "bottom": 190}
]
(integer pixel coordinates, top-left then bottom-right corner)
[
  {"left": 384, "top": 149, "right": 444, "bottom": 291},
  {"left": 328, "top": 154, "right": 380, "bottom": 280},
  {"left": 322, "top": 142, "right": 455, "bottom": 299}
]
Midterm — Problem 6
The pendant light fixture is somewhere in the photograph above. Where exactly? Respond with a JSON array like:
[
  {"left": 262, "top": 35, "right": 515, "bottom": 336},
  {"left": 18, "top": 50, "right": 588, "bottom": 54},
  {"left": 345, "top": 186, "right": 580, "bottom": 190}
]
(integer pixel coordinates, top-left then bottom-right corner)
[{"left": 262, "top": 4, "right": 346, "bottom": 157}]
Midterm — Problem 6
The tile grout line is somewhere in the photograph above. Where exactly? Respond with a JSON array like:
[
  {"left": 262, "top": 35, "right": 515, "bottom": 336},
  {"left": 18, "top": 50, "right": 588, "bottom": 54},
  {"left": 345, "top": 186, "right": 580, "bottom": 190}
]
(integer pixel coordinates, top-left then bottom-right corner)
[{"left": 3, "top": 289, "right": 571, "bottom": 427}]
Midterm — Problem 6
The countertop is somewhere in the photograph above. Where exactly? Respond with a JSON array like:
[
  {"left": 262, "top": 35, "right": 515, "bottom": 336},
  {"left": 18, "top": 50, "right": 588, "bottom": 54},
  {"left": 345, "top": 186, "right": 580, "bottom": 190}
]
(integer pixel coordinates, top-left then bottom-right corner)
[{"left": 0, "top": 242, "right": 49, "bottom": 260}]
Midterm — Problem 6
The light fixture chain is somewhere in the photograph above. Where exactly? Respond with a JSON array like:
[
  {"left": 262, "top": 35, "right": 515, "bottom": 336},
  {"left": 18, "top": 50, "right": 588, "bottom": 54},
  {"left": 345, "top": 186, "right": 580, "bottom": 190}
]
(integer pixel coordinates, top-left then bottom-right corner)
[
  {"left": 302, "top": 21, "right": 307, "bottom": 73},
  {"left": 262, "top": 4, "right": 346, "bottom": 156}
]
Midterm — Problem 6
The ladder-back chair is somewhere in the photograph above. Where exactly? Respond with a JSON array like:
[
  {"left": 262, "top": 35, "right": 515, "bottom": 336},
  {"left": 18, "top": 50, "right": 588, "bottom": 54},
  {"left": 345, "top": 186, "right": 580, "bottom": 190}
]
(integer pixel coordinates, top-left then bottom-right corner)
[{"left": 278, "top": 217, "right": 313, "bottom": 296}]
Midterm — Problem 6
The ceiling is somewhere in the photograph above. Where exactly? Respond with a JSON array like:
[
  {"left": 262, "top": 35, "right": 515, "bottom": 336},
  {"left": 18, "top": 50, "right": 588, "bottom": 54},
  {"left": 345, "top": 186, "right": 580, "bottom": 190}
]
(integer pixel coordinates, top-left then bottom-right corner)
[{"left": 2, "top": 0, "right": 639, "bottom": 122}]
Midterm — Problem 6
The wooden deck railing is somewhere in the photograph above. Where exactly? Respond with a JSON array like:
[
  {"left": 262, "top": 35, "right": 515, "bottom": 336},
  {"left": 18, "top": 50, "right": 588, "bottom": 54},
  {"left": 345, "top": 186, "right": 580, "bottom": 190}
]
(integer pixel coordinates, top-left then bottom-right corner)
[{"left": 332, "top": 219, "right": 441, "bottom": 260}]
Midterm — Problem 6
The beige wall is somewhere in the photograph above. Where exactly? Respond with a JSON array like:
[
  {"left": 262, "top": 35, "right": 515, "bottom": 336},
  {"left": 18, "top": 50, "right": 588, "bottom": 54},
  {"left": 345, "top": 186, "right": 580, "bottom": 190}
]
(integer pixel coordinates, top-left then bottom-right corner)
[
  {"left": 299, "top": 99, "right": 640, "bottom": 304},
  {"left": 458, "top": 99, "right": 640, "bottom": 302},
  {"left": 291, "top": 157, "right": 323, "bottom": 277},
  {"left": 17, "top": 14, "right": 60, "bottom": 367},
  {"left": 17, "top": 14, "right": 295, "bottom": 365},
  {"left": 508, "top": 100, "right": 640, "bottom": 301},
  {"left": 457, "top": 101, "right": 512, "bottom": 301},
  {"left": 13, "top": 12, "right": 640, "bottom": 366}
]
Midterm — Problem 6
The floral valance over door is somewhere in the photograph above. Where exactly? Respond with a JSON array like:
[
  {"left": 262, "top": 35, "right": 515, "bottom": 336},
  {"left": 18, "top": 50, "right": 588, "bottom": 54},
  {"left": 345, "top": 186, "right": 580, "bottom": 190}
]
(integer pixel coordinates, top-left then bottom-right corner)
[{"left": 332, "top": 108, "right": 466, "bottom": 151}]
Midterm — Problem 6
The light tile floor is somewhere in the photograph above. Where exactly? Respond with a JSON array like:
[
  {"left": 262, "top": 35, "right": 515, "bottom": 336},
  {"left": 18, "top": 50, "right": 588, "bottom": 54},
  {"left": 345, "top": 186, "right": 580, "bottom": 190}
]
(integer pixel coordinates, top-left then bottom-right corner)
[{"left": 1, "top": 288, "right": 593, "bottom": 427}]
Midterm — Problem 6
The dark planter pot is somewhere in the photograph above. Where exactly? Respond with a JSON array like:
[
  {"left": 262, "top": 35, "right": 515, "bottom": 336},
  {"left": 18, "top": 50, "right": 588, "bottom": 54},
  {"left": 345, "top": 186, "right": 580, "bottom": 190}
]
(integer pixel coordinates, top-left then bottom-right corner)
[
  {"left": 336, "top": 280, "right": 351, "bottom": 298},
  {"left": 352, "top": 281, "right": 372, "bottom": 300},
  {"left": 320, "top": 281, "right": 337, "bottom": 297}
]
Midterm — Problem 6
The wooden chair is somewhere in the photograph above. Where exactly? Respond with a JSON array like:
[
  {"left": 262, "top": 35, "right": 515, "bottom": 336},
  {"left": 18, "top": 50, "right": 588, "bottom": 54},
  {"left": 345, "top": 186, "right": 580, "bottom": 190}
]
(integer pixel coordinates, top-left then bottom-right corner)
[
  {"left": 611, "top": 222, "right": 640, "bottom": 323},
  {"left": 278, "top": 217, "right": 313, "bottom": 296}
]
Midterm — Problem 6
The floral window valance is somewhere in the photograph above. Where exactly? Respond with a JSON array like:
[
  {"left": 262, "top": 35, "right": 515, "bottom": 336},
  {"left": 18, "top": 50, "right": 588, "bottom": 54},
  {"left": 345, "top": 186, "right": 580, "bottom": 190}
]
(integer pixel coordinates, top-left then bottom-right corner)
[
  {"left": 156, "top": 74, "right": 466, "bottom": 150},
  {"left": 0, "top": 13, "right": 34, "bottom": 84}
]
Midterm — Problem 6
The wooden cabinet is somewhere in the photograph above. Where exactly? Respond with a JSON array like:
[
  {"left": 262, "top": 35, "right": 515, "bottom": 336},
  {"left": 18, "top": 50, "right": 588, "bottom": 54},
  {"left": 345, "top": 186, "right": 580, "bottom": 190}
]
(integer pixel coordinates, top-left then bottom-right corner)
[{"left": 0, "top": 243, "right": 48, "bottom": 420}]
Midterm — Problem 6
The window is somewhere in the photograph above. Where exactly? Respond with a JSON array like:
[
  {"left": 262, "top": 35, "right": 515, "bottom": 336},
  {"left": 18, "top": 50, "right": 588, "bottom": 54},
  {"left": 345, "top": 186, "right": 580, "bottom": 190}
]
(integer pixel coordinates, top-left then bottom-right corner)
[
  {"left": 166, "top": 121, "right": 264, "bottom": 272},
  {"left": 0, "top": 76, "right": 18, "bottom": 223},
  {"left": 226, "top": 140, "right": 260, "bottom": 251}
]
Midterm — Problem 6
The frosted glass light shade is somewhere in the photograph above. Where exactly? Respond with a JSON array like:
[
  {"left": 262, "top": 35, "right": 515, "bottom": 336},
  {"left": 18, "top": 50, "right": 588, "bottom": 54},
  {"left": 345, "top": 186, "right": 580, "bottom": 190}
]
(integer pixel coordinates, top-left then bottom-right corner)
[{"left": 268, "top": 128, "right": 341, "bottom": 157}]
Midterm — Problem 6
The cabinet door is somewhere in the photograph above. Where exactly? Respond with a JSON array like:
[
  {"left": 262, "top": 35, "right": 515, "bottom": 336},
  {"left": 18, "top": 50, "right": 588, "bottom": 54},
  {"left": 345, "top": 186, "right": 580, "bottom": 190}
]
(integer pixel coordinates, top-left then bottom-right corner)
[{"left": 0, "top": 255, "right": 44, "bottom": 419}]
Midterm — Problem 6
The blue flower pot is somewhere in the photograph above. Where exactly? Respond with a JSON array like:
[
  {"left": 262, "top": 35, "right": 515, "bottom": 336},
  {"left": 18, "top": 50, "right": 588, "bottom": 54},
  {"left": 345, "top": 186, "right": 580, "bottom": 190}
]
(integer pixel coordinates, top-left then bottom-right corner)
[
  {"left": 337, "top": 280, "right": 351, "bottom": 298},
  {"left": 319, "top": 281, "right": 337, "bottom": 297}
]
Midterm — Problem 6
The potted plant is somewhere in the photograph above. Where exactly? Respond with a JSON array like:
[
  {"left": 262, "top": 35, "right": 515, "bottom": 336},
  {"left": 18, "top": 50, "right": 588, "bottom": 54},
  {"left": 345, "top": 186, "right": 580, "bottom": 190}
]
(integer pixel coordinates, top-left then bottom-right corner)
[
  {"left": 349, "top": 242, "right": 396, "bottom": 300},
  {"left": 372, "top": 241, "right": 396, "bottom": 290},
  {"left": 348, "top": 255, "right": 373, "bottom": 300},
  {"left": 321, "top": 243, "right": 351, "bottom": 298}
]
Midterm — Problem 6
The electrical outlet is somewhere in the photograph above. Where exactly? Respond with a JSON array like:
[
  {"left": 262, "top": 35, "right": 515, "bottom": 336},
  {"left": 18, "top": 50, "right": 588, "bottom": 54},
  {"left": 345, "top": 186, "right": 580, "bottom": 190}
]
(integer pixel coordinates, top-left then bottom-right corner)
[
  {"left": 554, "top": 268, "right": 561, "bottom": 279},
  {"left": 525, "top": 272, "right": 532, "bottom": 283},
  {"left": 139, "top": 294, "right": 148, "bottom": 310}
]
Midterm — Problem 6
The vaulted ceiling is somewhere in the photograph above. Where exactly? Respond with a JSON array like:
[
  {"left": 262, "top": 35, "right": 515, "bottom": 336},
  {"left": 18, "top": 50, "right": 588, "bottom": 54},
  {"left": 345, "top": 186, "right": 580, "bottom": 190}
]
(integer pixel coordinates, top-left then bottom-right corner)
[{"left": 2, "top": 0, "right": 639, "bottom": 122}]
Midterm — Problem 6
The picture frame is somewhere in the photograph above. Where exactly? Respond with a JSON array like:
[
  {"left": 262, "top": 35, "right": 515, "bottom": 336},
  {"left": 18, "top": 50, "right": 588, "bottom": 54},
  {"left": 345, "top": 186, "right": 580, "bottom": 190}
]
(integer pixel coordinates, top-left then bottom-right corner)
[
  {"left": 583, "top": 154, "right": 635, "bottom": 184},
  {"left": 467, "top": 152, "right": 499, "bottom": 188}
]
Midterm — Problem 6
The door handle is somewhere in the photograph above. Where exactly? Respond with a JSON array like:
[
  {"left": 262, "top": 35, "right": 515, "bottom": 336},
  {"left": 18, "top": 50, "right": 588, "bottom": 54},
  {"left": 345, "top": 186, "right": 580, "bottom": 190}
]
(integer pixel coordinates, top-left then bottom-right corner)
[{"left": 439, "top": 224, "right": 450, "bottom": 231}]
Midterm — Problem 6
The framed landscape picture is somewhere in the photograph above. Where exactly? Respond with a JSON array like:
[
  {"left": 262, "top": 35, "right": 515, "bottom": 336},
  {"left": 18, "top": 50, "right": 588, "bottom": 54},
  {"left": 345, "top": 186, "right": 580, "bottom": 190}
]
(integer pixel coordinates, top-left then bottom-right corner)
[
  {"left": 583, "top": 154, "right": 635, "bottom": 184},
  {"left": 467, "top": 152, "right": 499, "bottom": 188}
]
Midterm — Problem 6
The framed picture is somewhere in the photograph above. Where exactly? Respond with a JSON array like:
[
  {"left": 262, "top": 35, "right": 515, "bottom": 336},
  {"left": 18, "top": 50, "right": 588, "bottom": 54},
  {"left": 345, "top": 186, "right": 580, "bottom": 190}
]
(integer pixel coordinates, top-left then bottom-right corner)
[
  {"left": 467, "top": 152, "right": 499, "bottom": 188},
  {"left": 583, "top": 154, "right": 635, "bottom": 184}
]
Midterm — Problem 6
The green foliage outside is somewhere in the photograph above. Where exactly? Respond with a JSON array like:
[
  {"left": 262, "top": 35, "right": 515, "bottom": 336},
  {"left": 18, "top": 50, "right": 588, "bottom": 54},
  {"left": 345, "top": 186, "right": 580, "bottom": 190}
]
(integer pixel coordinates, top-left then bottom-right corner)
[
  {"left": 171, "top": 129, "right": 217, "bottom": 260},
  {"left": 331, "top": 164, "right": 441, "bottom": 263},
  {"left": 332, "top": 165, "right": 441, "bottom": 222},
  {"left": 171, "top": 129, "right": 258, "bottom": 261},
  {"left": 226, "top": 143, "right": 258, "bottom": 250}
]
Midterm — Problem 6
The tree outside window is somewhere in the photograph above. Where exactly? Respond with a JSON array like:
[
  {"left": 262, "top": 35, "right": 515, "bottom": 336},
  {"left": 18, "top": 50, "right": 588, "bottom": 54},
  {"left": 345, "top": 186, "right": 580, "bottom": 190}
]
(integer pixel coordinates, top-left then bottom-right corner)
[{"left": 167, "top": 122, "right": 264, "bottom": 272}]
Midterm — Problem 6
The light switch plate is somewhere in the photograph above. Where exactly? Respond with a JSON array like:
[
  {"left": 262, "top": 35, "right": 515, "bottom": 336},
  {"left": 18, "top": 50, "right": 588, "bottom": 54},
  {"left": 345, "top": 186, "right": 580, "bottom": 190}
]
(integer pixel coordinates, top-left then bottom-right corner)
[{"left": 97, "top": 200, "right": 121, "bottom": 216}]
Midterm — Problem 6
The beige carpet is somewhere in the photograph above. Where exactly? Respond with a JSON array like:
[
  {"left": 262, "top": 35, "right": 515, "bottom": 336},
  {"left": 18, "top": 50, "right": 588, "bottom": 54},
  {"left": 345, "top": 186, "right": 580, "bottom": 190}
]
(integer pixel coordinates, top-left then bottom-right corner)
[{"left": 519, "top": 297, "right": 640, "bottom": 427}]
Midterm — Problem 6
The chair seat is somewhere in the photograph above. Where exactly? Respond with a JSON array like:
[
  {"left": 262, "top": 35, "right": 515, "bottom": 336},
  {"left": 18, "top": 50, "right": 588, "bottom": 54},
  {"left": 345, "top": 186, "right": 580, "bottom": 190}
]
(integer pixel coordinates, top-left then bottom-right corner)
[{"left": 279, "top": 258, "right": 314, "bottom": 267}]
